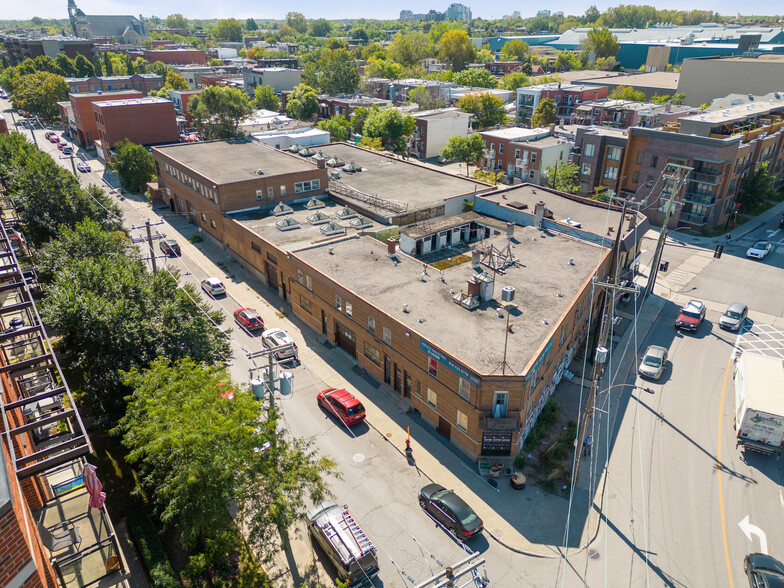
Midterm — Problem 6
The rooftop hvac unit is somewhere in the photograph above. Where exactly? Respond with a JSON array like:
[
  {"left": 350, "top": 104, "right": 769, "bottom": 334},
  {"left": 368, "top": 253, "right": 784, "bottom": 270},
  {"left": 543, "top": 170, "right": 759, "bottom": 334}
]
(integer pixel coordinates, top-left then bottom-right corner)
[
  {"left": 501, "top": 286, "right": 516, "bottom": 302},
  {"left": 595, "top": 346, "right": 609, "bottom": 364}
]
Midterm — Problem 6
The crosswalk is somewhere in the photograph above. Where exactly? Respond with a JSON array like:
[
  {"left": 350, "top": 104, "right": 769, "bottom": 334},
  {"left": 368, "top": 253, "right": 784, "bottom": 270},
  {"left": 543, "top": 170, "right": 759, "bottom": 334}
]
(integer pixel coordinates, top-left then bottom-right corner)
[{"left": 733, "top": 323, "right": 784, "bottom": 360}]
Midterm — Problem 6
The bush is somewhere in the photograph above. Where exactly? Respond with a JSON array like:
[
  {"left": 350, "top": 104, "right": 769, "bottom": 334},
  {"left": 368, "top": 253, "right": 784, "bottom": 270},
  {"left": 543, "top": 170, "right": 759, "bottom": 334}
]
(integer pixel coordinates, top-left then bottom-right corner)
[
  {"left": 514, "top": 453, "right": 527, "bottom": 470},
  {"left": 126, "top": 509, "right": 181, "bottom": 587},
  {"left": 524, "top": 399, "right": 561, "bottom": 448},
  {"left": 189, "top": 234, "right": 203, "bottom": 244}
]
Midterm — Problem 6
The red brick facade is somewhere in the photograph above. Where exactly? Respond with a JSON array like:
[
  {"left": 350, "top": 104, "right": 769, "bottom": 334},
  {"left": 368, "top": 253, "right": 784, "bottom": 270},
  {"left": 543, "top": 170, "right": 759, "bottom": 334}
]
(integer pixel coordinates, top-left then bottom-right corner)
[
  {"left": 93, "top": 98, "right": 180, "bottom": 159},
  {"left": 142, "top": 48, "right": 207, "bottom": 65},
  {"left": 69, "top": 90, "right": 142, "bottom": 148}
]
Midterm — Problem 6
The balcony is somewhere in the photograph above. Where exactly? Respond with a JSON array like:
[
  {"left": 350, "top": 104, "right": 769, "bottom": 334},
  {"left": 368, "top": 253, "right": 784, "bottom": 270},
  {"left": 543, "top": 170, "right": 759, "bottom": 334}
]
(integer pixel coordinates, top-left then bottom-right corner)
[
  {"left": 482, "top": 410, "right": 521, "bottom": 432},
  {"left": 679, "top": 211, "right": 708, "bottom": 225},
  {"left": 683, "top": 191, "right": 716, "bottom": 206},
  {"left": 690, "top": 170, "right": 723, "bottom": 185}
]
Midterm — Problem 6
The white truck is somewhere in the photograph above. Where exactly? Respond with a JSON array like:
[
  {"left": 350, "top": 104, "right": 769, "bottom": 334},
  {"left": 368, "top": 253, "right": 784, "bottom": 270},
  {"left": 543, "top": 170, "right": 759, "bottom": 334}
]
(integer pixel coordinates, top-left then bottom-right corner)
[{"left": 735, "top": 353, "right": 784, "bottom": 456}]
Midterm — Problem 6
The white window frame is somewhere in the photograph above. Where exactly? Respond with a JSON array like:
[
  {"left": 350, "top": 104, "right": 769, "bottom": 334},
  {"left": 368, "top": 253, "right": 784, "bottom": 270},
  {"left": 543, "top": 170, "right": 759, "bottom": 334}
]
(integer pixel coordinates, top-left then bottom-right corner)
[
  {"left": 458, "top": 377, "right": 471, "bottom": 401},
  {"left": 345, "top": 301, "right": 352, "bottom": 318},
  {"left": 368, "top": 316, "right": 376, "bottom": 336},
  {"left": 584, "top": 143, "right": 595, "bottom": 158},
  {"left": 427, "top": 387, "right": 437, "bottom": 408},
  {"left": 382, "top": 326, "right": 391, "bottom": 345},
  {"left": 456, "top": 410, "right": 468, "bottom": 432},
  {"left": 335, "top": 294, "right": 342, "bottom": 311}
]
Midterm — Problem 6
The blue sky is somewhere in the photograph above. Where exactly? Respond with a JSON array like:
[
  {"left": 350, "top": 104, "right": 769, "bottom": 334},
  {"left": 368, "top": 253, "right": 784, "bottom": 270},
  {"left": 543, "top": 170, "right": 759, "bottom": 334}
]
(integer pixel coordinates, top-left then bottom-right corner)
[{"left": 8, "top": 1, "right": 778, "bottom": 22}]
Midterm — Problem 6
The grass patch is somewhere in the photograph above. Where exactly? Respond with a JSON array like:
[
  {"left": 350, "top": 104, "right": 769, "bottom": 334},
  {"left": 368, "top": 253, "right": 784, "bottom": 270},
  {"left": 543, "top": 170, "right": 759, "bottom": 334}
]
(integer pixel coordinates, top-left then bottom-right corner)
[
  {"left": 372, "top": 227, "right": 399, "bottom": 243},
  {"left": 189, "top": 234, "right": 203, "bottom": 244},
  {"left": 431, "top": 254, "right": 471, "bottom": 271},
  {"left": 88, "top": 428, "right": 147, "bottom": 519}
]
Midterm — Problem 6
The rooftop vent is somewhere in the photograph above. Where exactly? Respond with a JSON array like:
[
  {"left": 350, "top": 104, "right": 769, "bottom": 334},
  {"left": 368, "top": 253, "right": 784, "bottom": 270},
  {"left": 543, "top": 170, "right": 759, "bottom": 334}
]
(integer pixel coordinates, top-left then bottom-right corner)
[
  {"left": 271, "top": 202, "right": 293, "bottom": 216},
  {"left": 257, "top": 168, "right": 264, "bottom": 175},
  {"left": 307, "top": 211, "right": 331, "bottom": 225},
  {"left": 336, "top": 207, "right": 358, "bottom": 220},
  {"left": 275, "top": 217, "right": 300, "bottom": 231},
  {"left": 320, "top": 222, "right": 346, "bottom": 236}
]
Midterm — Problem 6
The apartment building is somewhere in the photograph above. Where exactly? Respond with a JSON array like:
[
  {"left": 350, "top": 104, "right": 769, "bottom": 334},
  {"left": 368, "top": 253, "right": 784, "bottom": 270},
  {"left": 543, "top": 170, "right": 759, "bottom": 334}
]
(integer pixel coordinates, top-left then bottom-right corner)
[
  {"left": 572, "top": 126, "right": 629, "bottom": 196},
  {"left": 242, "top": 67, "right": 302, "bottom": 94},
  {"left": 516, "top": 83, "right": 608, "bottom": 125},
  {"left": 479, "top": 127, "right": 571, "bottom": 184},
  {"left": 141, "top": 48, "right": 207, "bottom": 66},
  {"left": 65, "top": 74, "right": 164, "bottom": 96},
  {"left": 571, "top": 99, "right": 698, "bottom": 128},
  {"left": 0, "top": 34, "right": 94, "bottom": 66},
  {"left": 412, "top": 108, "right": 472, "bottom": 159},
  {"left": 68, "top": 90, "right": 143, "bottom": 148},
  {"left": 483, "top": 61, "right": 525, "bottom": 76},
  {"left": 170, "top": 89, "right": 201, "bottom": 124},
  {"left": 316, "top": 95, "right": 392, "bottom": 122},
  {"left": 92, "top": 97, "right": 179, "bottom": 161}
]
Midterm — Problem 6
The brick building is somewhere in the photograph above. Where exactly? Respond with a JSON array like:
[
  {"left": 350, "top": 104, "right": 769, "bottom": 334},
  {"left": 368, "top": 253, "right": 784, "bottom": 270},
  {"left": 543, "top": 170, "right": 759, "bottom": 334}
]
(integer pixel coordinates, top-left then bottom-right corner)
[
  {"left": 68, "top": 90, "right": 142, "bottom": 148},
  {"left": 0, "top": 218, "right": 129, "bottom": 587},
  {"left": 571, "top": 99, "right": 698, "bottom": 128},
  {"left": 0, "top": 34, "right": 94, "bottom": 66},
  {"left": 516, "top": 83, "right": 608, "bottom": 125},
  {"left": 478, "top": 127, "right": 571, "bottom": 184},
  {"left": 572, "top": 126, "right": 630, "bottom": 196},
  {"left": 142, "top": 48, "right": 207, "bottom": 66},
  {"left": 170, "top": 89, "right": 201, "bottom": 125},
  {"left": 483, "top": 61, "right": 525, "bottom": 75},
  {"left": 92, "top": 97, "right": 180, "bottom": 160},
  {"left": 316, "top": 95, "right": 392, "bottom": 122},
  {"left": 65, "top": 74, "right": 164, "bottom": 96}
]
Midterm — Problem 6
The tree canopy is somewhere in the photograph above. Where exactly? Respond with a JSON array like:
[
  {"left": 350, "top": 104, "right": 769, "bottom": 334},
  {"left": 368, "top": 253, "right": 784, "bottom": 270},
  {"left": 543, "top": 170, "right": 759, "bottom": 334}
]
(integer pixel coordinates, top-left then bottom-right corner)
[
  {"left": 286, "top": 12, "right": 308, "bottom": 34},
  {"left": 437, "top": 29, "right": 476, "bottom": 71},
  {"left": 608, "top": 86, "right": 646, "bottom": 102},
  {"left": 110, "top": 140, "right": 156, "bottom": 194},
  {"left": 440, "top": 134, "right": 485, "bottom": 176},
  {"left": 253, "top": 85, "right": 280, "bottom": 111},
  {"left": 452, "top": 68, "right": 498, "bottom": 89},
  {"left": 316, "top": 115, "right": 352, "bottom": 142},
  {"left": 458, "top": 92, "right": 507, "bottom": 129},
  {"left": 310, "top": 49, "right": 359, "bottom": 95},
  {"left": 165, "top": 14, "right": 188, "bottom": 29},
  {"left": 547, "top": 162, "right": 580, "bottom": 194},
  {"left": 500, "top": 39, "right": 529, "bottom": 61},
  {"left": 188, "top": 86, "right": 253, "bottom": 139},
  {"left": 11, "top": 71, "right": 68, "bottom": 119},
  {"left": 309, "top": 18, "right": 332, "bottom": 37},
  {"left": 408, "top": 87, "right": 447, "bottom": 110},
  {"left": 286, "top": 84, "right": 319, "bottom": 121},
  {"left": 531, "top": 97, "right": 557, "bottom": 127},
  {"left": 500, "top": 71, "right": 531, "bottom": 91},
  {"left": 362, "top": 108, "right": 416, "bottom": 153},
  {"left": 582, "top": 27, "right": 620, "bottom": 60},
  {"left": 388, "top": 31, "right": 430, "bottom": 67},
  {"left": 214, "top": 18, "right": 243, "bottom": 42}
]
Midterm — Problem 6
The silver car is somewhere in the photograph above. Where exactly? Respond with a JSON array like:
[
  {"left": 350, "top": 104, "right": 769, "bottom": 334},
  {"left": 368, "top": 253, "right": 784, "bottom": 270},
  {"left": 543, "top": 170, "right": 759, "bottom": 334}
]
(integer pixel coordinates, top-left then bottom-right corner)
[
  {"left": 719, "top": 302, "right": 748, "bottom": 331},
  {"left": 638, "top": 345, "right": 668, "bottom": 380}
]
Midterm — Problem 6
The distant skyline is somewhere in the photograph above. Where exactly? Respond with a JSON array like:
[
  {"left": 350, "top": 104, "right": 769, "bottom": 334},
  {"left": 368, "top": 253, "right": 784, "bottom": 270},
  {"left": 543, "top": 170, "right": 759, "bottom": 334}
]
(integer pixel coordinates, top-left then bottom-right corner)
[{"left": 3, "top": 0, "right": 778, "bottom": 23}]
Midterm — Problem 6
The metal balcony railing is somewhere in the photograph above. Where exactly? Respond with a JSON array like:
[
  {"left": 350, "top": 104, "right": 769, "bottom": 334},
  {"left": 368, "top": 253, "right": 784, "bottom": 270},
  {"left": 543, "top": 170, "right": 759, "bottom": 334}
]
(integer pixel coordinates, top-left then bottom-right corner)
[
  {"left": 679, "top": 211, "right": 708, "bottom": 225},
  {"left": 690, "top": 170, "right": 723, "bottom": 185},
  {"left": 683, "top": 191, "right": 716, "bottom": 206}
]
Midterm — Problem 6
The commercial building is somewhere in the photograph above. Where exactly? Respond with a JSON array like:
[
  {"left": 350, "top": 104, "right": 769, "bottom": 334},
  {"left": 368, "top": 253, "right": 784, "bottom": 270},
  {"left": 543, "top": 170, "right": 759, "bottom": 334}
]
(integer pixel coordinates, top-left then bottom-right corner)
[
  {"left": 479, "top": 127, "right": 571, "bottom": 184},
  {"left": 243, "top": 67, "right": 302, "bottom": 94},
  {"left": 68, "top": 90, "right": 142, "bottom": 148},
  {"left": 571, "top": 100, "right": 698, "bottom": 129},
  {"left": 412, "top": 108, "right": 472, "bottom": 159},
  {"left": 172, "top": 65, "right": 214, "bottom": 89},
  {"left": 92, "top": 97, "right": 179, "bottom": 160},
  {"left": 445, "top": 3, "right": 472, "bottom": 20},
  {"left": 0, "top": 217, "right": 130, "bottom": 587},
  {"left": 0, "top": 34, "right": 94, "bottom": 66},
  {"left": 142, "top": 48, "right": 207, "bottom": 66},
  {"left": 676, "top": 54, "right": 784, "bottom": 107},
  {"left": 65, "top": 74, "right": 164, "bottom": 96},
  {"left": 516, "top": 83, "right": 608, "bottom": 126},
  {"left": 550, "top": 71, "right": 682, "bottom": 101},
  {"left": 250, "top": 127, "right": 331, "bottom": 151},
  {"left": 316, "top": 95, "right": 392, "bottom": 122}
]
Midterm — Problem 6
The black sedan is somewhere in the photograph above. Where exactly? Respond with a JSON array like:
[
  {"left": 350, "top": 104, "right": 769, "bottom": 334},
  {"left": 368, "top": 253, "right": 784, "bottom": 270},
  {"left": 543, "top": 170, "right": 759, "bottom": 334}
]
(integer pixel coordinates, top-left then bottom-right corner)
[
  {"left": 418, "top": 484, "right": 483, "bottom": 540},
  {"left": 745, "top": 553, "right": 784, "bottom": 587},
  {"left": 159, "top": 239, "right": 181, "bottom": 257}
]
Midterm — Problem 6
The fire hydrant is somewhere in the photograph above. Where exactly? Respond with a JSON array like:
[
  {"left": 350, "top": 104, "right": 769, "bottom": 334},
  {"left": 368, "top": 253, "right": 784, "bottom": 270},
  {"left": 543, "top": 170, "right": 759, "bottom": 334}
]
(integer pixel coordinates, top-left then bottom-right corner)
[{"left": 405, "top": 437, "right": 413, "bottom": 460}]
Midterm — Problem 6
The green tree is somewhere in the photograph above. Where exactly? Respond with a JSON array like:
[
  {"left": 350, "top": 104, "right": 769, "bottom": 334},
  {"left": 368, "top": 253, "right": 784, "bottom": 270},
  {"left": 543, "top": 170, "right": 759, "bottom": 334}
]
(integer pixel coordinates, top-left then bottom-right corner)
[
  {"left": 316, "top": 115, "right": 352, "bottom": 142},
  {"left": 110, "top": 139, "right": 156, "bottom": 193},
  {"left": 246, "top": 18, "right": 258, "bottom": 31},
  {"left": 531, "top": 97, "right": 557, "bottom": 127},
  {"left": 475, "top": 49, "right": 496, "bottom": 64},
  {"left": 188, "top": 86, "right": 254, "bottom": 139},
  {"left": 11, "top": 71, "right": 68, "bottom": 119},
  {"left": 309, "top": 18, "right": 331, "bottom": 37},
  {"left": 103, "top": 52, "right": 113, "bottom": 76},
  {"left": 165, "top": 14, "right": 188, "bottom": 29},
  {"left": 500, "top": 71, "right": 531, "bottom": 91},
  {"left": 452, "top": 68, "right": 498, "bottom": 89},
  {"left": 133, "top": 57, "right": 149, "bottom": 74},
  {"left": 214, "top": 18, "right": 243, "bottom": 42},
  {"left": 457, "top": 92, "right": 506, "bottom": 129},
  {"left": 582, "top": 27, "right": 620, "bottom": 59},
  {"left": 124, "top": 54, "right": 135, "bottom": 75},
  {"left": 312, "top": 49, "right": 359, "bottom": 95},
  {"left": 546, "top": 162, "right": 580, "bottom": 194},
  {"left": 73, "top": 54, "right": 95, "bottom": 77},
  {"left": 737, "top": 162, "right": 777, "bottom": 213},
  {"left": 362, "top": 107, "right": 416, "bottom": 152},
  {"left": 286, "top": 12, "right": 308, "bottom": 34},
  {"left": 286, "top": 84, "right": 319, "bottom": 121},
  {"left": 388, "top": 31, "right": 430, "bottom": 67},
  {"left": 437, "top": 29, "right": 476, "bottom": 71},
  {"left": 350, "top": 105, "right": 377, "bottom": 134},
  {"left": 365, "top": 58, "right": 403, "bottom": 79},
  {"left": 408, "top": 86, "right": 447, "bottom": 110},
  {"left": 55, "top": 54, "right": 77, "bottom": 77},
  {"left": 439, "top": 134, "right": 485, "bottom": 176},
  {"left": 554, "top": 51, "right": 581, "bottom": 71},
  {"left": 608, "top": 86, "right": 646, "bottom": 102},
  {"left": 500, "top": 39, "right": 529, "bottom": 61},
  {"left": 253, "top": 85, "right": 280, "bottom": 111}
]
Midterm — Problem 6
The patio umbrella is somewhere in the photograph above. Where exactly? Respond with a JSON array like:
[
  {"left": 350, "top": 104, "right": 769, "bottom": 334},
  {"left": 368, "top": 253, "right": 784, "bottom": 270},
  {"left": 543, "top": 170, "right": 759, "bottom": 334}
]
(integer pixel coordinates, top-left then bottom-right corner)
[{"left": 82, "top": 463, "right": 106, "bottom": 509}]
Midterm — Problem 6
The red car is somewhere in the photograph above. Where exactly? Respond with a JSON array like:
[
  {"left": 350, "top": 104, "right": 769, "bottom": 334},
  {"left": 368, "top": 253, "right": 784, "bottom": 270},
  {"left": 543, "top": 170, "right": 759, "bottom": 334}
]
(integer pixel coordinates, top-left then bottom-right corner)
[
  {"left": 318, "top": 388, "right": 366, "bottom": 426},
  {"left": 233, "top": 308, "right": 264, "bottom": 331},
  {"left": 48, "top": 134, "right": 60, "bottom": 143}
]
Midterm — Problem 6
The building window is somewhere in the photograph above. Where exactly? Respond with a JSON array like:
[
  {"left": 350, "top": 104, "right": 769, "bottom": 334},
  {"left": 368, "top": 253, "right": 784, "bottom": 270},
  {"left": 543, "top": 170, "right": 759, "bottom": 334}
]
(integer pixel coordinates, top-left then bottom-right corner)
[
  {"left": 581, "top": 162, "right": 592, "bottom": 176},
  {"left": 499, "top": 143, "right": 504, "bottom": 155},
  {"left": 428, "top": 357, "right": 438, "bottom": 378},
  {"left": 651, "top": 156, "right": 658, "bottom": 168},
  {"left": 251, "top": 242, "right": 261, "bottom": 253},
  {"left": 267, "top": 186, "right": 274, "bottom": 198},
  {"left": 345, "top": 301, "right": 352, "bottom": 318},
  {"left": 211, "top": 220, "right": 216, "bottom": 228},
  {"left": 297, "top": 270, "right": 303, "bottom": 284},
  {"left": 383, "top": 326, "right": 391, "bottom": 345},
  {"left": 559, "top": 327, "right": 566, "bottom": 348},
  {"left": 531, "top": 153, "right": 537, "bottom": 163},
  {"left": 267, "top": 252, "right": 277, "bottom": 264},
  {"left": 335, "top": 294, "right": 342, "bottom": 311},
  {"left": 604, "top": 166, "right": 618, "bottom": 180},
  {"left": 458, "top": 377, "right": 471, "bottom": 401},
  {"left": 364, "top": 342, "right": 380, "bottom": 365},
  {"left": 299, "top": 294, "right": 311, "bottom": 314},
  {"left": 305, "top": 275, "right": 312, "bottom": 291},
  {"left": 456, "top": 410, "right": 468, "bottom": 433},
  {"left": 294, "top": 179, "right": 321, "bottom": 193},
  {"left": 515, "top": 149, "right": 520, "bottom": 159},
  {"left": 201, "top": 213, "right": 207, "bottom": 222},
  {"left": 368, "top": 316, "right": 376, "bottom": 336},
  {"left": 427, "top": 388, "right": 437, "bottom": 408},
  {"left": 636, "top": 151, "right": 644, "bottom": 165},
  {"left": 607, "top": 146, "right": 622, "bottom": 161},
  {"left": 632, "top": 171, "right": 640, "bottom": 184},
  {"left": 529, "top": 170, "right": 535, "bottom": 179},
  {"left": 280, "top": 185, "right": 287, "bottom": 196}
]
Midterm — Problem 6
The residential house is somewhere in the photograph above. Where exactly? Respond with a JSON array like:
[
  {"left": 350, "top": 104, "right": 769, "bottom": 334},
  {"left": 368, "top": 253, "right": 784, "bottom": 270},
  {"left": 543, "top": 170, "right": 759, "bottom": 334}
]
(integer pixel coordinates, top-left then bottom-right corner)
[
  {"left": 479, "top": 127, "right": 571, "bottom": 184},
  {"left": 412, "top": 108, "right": 472, "bottom": 159},
  {"left": 516, "top": 83, "right": 608, "bottom": 126}
]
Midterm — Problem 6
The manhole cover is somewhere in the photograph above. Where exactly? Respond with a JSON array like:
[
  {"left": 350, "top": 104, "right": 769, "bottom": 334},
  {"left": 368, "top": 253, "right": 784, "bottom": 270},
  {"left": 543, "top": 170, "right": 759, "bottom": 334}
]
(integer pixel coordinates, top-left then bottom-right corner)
[
  {"left": 588, "top": 549, "right": 601, "bottom": 560},
  {"left": 353, "top": 453, "right": 365, "bottom": 463}
]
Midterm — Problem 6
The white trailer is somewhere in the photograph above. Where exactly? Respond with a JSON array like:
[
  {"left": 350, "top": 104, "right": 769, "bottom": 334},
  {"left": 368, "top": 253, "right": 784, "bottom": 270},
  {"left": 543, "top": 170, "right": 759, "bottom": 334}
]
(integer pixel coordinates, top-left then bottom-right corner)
[{"left": 735, "top": 353, "right": 784, "bottom": 456}]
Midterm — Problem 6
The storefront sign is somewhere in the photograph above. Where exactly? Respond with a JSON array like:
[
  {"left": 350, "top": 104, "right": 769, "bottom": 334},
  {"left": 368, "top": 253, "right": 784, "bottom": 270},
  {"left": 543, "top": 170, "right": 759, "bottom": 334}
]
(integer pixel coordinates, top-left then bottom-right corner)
[{"left": 420, "top": 340, "right": 480, "bottom": 386}]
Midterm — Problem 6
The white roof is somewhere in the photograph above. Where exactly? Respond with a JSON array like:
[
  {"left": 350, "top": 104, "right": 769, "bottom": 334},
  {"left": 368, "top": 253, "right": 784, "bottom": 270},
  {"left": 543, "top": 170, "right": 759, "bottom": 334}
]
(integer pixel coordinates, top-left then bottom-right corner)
[{"left": 740, "top": 353, "right": 784, "bottom": 414}]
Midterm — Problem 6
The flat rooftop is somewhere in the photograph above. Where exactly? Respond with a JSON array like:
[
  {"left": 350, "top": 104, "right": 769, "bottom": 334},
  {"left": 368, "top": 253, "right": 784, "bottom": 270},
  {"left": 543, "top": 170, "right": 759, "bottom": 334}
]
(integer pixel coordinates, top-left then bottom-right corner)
[
  {"left": 480, "top": 127, "right": 551, "bottom": 141},
  {"left": 93, "top": 97, "right": 170, "bottom": 107},
  {"left": 295, "top": 227, "right": 604, "bottom": 374},
  {"left": 153, "top": 140, "right": 319, "bottom": 184},
  {"left": 414, "top": 108, "right": 471, "bottom": 120},
  {"left": 578, "top": 125, "right": 629, "bottom": 138},
  {"left": 233, "top": 198, "right": 377, "bottom": 252},
  {"left": 319, "top": 144, "right": 488, "bottom": 210},
  {"left": 679, "top": 99, "right": 784, "bottom": 125}
]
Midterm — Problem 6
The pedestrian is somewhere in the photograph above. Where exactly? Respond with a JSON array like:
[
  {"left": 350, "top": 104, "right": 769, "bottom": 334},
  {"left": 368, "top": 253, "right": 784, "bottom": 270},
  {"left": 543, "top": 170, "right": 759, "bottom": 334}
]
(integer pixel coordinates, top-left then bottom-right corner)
[
  {"left": 725, "top": 234, "right": 732, "bottom": 243},
  {"left": 583, "top": 434, "right": 593, "bottom": 457}
]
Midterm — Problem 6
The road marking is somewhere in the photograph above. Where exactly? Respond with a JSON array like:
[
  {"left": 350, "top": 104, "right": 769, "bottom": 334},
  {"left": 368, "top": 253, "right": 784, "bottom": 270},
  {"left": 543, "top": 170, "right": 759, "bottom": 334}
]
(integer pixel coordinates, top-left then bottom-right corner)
[
  {"left": 739, "top": 515, "right": 768, "bottom": 554},
  {"left": 766, "top": 228, "right": 781, "bottom": 238},
  {"left": 718, "top": 356, "right": 734, "bottom": 588}
]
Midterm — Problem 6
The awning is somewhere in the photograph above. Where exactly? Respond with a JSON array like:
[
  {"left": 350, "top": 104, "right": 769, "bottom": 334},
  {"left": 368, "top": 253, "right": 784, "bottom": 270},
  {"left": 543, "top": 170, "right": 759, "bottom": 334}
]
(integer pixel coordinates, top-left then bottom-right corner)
[{"left": 576, "top": 105, "right": 592, "bottom": 112}]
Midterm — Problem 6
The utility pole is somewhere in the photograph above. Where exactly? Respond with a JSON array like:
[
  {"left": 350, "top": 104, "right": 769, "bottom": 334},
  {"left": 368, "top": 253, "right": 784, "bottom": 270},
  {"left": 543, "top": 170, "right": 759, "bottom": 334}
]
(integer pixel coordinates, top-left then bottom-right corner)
[
  {"left": 130, "top": 219, "right": 165, "bottom": 272},
  {"left": 645, "top": 164, "right": 692, "bottom": 297}
]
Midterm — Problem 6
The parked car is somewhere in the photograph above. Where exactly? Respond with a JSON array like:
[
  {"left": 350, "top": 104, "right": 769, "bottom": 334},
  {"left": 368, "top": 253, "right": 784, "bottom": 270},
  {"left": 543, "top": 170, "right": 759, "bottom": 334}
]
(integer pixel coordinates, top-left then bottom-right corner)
[
  {"left": 419, "top": 484, "right": 483, "bottom": 540},
  {"left": 719, "top": 302, "right": 748, "bottom": 331},
  {"left": 200, "top": 277, "right": 225, "bottom": 297},
  {"left": 76, "top": 161, "right": 91, "bottom": 172},
  {"left": 57, "top": 140, "right": 67, "bottom": 150},
  {"left": 638, "top": 345, "right": 668, "bottom": 380},
  {"left": 61, "top": 145, "right": 73, "bottom": 155},
  {"left": 675, "top": 300, "right": 706, "bottom": 331},
  {"left": 261, "top": 328, "right": 298, "bottom": 361},
  {"left": 0, "top": 91, "right": 8, "bottom": 99},
  {"left": 44, "top": 131, "right": 55, "bottom": 139},
  {"left": 318, "top": 388, "right": 366, "bottom": 426},
  {"left": 159, "top": 239, "right": 181, "bottom": 257},
  {"left": 746, "top": 240, "right": 772, "bottom": 260},
  {"left": 48, "top": 134, "right": 60, "bottom": 143},
  {"left": 233, "top": 308, "right": 264, "bottom": 331},
  {"left": 744, "top": 553, "right": 784, "bottom": 587}
]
